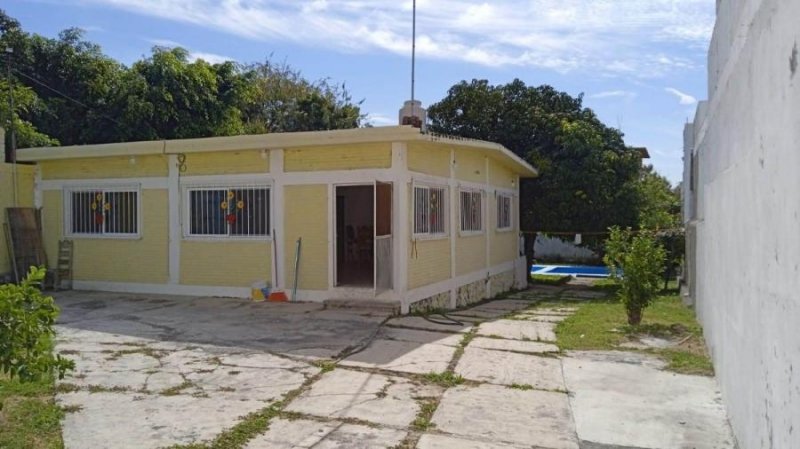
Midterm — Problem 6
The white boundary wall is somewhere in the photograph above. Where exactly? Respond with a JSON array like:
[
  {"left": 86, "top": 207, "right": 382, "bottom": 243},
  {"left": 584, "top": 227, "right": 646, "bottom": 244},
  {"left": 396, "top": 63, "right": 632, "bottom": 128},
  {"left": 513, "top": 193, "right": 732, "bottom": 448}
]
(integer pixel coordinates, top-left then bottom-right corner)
[{"left": 686, "top": 1, "right": 800, "bottom": 447}]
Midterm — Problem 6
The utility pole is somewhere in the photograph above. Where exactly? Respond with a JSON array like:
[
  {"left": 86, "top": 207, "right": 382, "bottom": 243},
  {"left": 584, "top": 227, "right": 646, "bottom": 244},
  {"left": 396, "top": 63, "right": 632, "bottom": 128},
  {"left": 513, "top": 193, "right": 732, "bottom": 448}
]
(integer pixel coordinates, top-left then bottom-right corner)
[{"left": 6, "top": 46, "right": 18, "bottom": 206}]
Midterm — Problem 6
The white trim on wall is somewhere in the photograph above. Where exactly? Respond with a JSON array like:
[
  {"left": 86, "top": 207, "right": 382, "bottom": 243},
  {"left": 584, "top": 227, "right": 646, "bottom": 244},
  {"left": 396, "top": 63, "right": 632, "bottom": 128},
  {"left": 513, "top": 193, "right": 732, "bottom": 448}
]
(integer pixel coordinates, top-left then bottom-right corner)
[
  {"left": 168, "top": 155, "right": 181, "bottom": 284},
  {"left": 41, "top": 177, "right": 168, "bottom": 190}
]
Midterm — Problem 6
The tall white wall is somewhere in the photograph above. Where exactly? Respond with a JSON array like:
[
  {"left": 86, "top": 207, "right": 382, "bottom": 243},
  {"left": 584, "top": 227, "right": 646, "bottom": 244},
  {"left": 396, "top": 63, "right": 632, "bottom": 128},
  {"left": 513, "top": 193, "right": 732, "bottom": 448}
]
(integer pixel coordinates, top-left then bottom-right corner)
[{"left": 688, "top": 1, "right": 800, "bottom": 447}]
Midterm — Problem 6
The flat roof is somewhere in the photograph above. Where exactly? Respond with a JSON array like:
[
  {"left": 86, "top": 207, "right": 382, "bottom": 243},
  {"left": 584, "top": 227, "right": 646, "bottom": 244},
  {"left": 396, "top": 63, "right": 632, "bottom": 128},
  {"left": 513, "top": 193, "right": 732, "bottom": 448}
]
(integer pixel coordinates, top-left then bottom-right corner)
[{"left": 16, "top": 126, "right": 538, "bottom": 177}]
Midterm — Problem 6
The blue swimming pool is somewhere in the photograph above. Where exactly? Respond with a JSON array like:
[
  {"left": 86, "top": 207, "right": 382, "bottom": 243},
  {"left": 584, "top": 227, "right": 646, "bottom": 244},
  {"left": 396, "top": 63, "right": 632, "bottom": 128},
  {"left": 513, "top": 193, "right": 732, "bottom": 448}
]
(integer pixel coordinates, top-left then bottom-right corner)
[{"left": 531, "top": 264, "right": 611, "bottom": 278}]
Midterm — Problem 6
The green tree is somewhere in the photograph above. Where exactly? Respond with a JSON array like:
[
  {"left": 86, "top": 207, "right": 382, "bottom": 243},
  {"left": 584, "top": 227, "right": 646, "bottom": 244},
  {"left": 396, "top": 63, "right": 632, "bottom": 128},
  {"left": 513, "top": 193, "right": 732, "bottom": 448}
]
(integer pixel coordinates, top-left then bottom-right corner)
[
  {"left": 428, "top": 79, "right": 642, "bottom": 266},
  {"left": 0, "top": 267, "right": 73, "bottom": 384},
  {"left": 637, "top": 166, "right": 680, "bottom": 230},
  {"left": 604, "top": 227, "right": 666, "bottom": 325},
  {"left": 1, "top": 79, "right": 59, "bottom": 150}
]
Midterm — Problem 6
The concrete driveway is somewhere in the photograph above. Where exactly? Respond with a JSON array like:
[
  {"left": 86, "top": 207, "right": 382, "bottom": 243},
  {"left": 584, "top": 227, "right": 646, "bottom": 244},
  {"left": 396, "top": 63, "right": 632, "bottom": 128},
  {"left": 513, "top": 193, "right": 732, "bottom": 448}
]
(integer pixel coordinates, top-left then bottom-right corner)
[{"left": 53, "top": 289, "right": 735, "bottom": 449}]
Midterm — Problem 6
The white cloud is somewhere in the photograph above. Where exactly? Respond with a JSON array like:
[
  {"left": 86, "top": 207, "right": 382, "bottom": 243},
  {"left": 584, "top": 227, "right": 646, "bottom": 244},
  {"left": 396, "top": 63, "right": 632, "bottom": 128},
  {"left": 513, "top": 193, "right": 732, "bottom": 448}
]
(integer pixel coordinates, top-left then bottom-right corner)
[
  {"left": 146, "top": 38, "right": 233, "bottom": 64},
  {"left": 665, "top": 87, "right": 697, "bottom": 105},
  {"left": 188, "top": 51, "right": 234, "bottom": 64},
  {"left": 590, "top": 90, "right": 637, "bottom": 100},
  {"left": 366, "top": 113, "right": 396, "bottom": 126},
  {"left": 87, "top": 0, "right": 714, "bottom": 77}
]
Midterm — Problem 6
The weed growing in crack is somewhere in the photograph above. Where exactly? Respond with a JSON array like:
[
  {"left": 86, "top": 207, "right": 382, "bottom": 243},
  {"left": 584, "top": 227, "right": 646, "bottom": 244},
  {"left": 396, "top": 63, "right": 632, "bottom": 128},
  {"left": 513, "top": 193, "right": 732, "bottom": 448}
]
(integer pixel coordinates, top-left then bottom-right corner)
[
  {"left": 160, "top": 381, "right": 196, "bottom": 396},
  {"left": 412, "top": 399, "right": 438, "bottom": 431},
  {"left": 509, "top": 383, "right": 534, "bottom": 390},
  {"left": 422, "top": 371, "right": 464, "bottom": 388},
  {"left": 311, "top": 360, "right": 337, "bottom": 373}
]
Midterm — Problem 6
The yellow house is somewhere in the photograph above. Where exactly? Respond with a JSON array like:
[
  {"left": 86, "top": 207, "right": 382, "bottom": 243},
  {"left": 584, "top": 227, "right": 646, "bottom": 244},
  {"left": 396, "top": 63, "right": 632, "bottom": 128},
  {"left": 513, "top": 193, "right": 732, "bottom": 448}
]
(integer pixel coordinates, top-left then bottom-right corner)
[{"left": 17, "top": 126, "right": 537, "bottom": 313}]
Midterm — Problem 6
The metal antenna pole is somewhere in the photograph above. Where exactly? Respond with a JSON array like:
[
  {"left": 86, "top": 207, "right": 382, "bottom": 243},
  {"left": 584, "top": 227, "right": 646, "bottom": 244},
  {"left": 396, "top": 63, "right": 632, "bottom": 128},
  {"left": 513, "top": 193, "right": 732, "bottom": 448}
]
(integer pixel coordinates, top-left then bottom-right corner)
[
  {"left": 6, "top": 47, "right": 17, "bottom": 206},
  {"left": 411, "top": 0, "right": 416, "bottom": 119}
]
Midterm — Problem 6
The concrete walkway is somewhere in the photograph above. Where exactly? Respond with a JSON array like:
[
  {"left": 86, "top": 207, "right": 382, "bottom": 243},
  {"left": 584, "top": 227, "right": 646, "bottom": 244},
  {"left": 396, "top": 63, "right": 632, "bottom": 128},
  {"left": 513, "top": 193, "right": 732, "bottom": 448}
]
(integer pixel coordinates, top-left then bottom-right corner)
[{"left": 53, "top": 288, "right": 735, "bottom": 448}]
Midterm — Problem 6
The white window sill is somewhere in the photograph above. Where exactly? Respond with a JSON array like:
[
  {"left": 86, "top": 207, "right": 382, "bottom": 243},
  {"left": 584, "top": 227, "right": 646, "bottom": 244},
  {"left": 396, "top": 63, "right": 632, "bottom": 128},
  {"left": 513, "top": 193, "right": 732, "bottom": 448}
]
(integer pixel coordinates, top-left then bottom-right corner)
[
  {"left": 65, "top": 234, "right": 142, "bottom": 240},
  {"left": 182, "top": 235, "right": 272, "bottom": 242},
  {"left": 411, "top": 233, "right": 450, "bottom": 242},
  {"left": 495, "top": 227, "right": 514, "bottom": 233},
  {"left": 458, "top": 230, "right": 485, "bottom": 238}
]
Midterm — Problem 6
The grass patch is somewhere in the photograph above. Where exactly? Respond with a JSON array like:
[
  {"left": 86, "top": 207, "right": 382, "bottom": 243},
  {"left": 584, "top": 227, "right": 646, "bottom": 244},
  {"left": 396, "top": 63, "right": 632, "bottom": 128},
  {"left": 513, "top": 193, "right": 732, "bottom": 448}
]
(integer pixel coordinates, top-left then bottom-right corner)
[
  {"left": 311, "top": 360, "right": 336, "bottom": 373},
  {"left": 422, "top": 371, "right": 464, "bottom": 388},
  {"left": 554, "top": 294, "right": 713, "bottom": 376},
  {"left": 531, "top": 274, "right": 572, "bottom": 286},
  {"left": 160, "top": 381, "right": 195, "bottom": 396},
  {"left": 411, "top": 399, "right": 438, "bottom": 431},
  {"left": 0, "top": 374, "right": 64, "bottom": 449}
]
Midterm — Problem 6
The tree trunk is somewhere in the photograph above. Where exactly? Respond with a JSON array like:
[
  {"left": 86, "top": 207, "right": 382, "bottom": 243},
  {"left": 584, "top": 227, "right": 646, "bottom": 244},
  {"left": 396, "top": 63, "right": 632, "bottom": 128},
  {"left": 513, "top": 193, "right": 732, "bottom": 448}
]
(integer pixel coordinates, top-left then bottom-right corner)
[
  {"left": 627, "top": 307, "right": 643, "bottom": 326},
  {"left": 524, "top": 232, "right": 537, "bottom": 284}
]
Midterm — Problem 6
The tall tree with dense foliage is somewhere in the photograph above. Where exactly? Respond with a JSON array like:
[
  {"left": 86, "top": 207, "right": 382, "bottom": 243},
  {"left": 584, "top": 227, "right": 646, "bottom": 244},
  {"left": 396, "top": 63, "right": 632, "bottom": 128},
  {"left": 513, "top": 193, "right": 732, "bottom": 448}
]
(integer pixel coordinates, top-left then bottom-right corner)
[
  {"left": 428, "top": 79, "right": 642, "bottom": 267},
  {"left": 0, "top": 9, "right": 363, "bottom": 149}
]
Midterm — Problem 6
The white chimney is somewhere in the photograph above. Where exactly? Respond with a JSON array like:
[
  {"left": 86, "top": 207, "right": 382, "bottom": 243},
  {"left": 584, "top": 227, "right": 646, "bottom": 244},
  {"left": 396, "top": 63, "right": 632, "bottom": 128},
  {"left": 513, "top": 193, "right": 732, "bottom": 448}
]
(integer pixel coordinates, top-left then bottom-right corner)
[{"left": 399, "top": 100, "right": 426, "bottom": 131}]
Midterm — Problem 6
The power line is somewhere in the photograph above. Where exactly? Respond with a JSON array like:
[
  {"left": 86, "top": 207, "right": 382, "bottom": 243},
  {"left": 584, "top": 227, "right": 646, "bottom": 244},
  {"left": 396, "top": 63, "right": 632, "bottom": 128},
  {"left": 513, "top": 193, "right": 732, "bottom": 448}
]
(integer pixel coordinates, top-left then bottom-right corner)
[{"left": 11, "top": 68, "right": 124, "bottom": 127}]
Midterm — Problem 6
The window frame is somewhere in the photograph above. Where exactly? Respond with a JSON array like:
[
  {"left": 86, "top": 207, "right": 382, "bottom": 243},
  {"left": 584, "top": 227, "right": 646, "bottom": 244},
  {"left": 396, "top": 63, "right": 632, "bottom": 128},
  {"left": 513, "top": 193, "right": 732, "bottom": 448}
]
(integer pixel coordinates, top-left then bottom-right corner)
[
  {"left": 182, "top": 182, "right": 273, "bottom": 241},
  {"left": 63, "top": 184, "right": 142, "bottom": 239},
  {"left": 459, "top": 188, "right": 484, "bottom": 236},
  {"left": 496, "top": 193, "right": 513, "bottom": 232},
  {"left": 412, "top": 183, "right": 449, "bottom": 240}
]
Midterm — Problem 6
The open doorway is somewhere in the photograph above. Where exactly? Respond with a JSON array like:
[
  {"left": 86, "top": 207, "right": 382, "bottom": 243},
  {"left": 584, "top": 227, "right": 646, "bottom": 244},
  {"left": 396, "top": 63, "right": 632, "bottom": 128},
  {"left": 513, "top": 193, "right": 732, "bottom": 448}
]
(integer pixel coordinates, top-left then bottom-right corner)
[{"left": 335, "top": 185, "right": 374, "bottom": 287}]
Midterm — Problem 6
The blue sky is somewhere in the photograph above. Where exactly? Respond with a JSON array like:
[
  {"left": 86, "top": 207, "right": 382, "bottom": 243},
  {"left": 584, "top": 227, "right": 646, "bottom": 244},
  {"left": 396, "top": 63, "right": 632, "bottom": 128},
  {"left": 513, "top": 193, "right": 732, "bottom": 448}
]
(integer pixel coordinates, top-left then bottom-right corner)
[{"left": 5, "top": 0, "right": 714, "bottom": 184}]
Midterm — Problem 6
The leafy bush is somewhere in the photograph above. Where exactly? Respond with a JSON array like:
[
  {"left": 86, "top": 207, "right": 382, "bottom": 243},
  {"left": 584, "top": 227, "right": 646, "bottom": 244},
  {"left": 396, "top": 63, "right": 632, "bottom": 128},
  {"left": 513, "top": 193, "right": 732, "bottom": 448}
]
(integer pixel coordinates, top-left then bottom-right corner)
[
  {"left": 604, "top": 227, "right": 666, "bottom": 325},
  {"left": 0, "top": 267, "right": 73, "bottom": 382}
]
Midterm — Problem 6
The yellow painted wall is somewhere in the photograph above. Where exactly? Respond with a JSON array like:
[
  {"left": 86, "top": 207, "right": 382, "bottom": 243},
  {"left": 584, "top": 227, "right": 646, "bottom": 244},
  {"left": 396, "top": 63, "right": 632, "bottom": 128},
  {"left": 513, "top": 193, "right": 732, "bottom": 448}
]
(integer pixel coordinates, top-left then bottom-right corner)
[
  {"left": 454, "top": 150, "right": 486, "bottom": 184},
  {"left": 284, "top": 143, "right": 391, "bottom": 172},
  {"left": 180, "top": 151, "right": 269, "bottom": 176},
  {"left": 284, "top": 185, "right": 328, "bottom": 290},
  {"left": 180, "top": 241, "right": 271, "bottom": 286},
  {"left": 408, "top": 238, "right": 451, "bottom": 289},
  {"left": 40, "top": 155, "right": 168, "bottom": 180},
  {"left": 0, "top": 163, "right": 35, "bottom": 274},
  {"left": 41, "top": 189, "right": 169, "bottom": 283},
  {"left": 456, "top": 234, "right": 487, "bottom": 276},
  {"left": 408, "top": 143, "right": 450, "bottom": 178},
  {"left": 489, "top": 158, "right": 516, "bottom": 190}
]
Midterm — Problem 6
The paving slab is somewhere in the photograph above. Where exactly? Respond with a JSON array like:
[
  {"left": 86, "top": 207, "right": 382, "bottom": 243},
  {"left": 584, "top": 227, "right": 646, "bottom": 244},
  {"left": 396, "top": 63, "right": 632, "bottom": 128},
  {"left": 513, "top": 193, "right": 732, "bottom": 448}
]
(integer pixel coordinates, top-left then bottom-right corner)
[
  {"left": 417, "top": 433, "right": 527, "bottom": 449},
  {"left": 525, "top": 306, "right": 577, "bottom": 315},
  {"left": 58, "top": 392, "right": 269, "bottom": 449},
  {"left": 245, "top": 418, "right": 406, "bottom": 448},
  {"left": 449, "top": 308, "right": 507, "bottom": 319},
  {"left": 470, "top": 299, "right": 531, "bottom": 313},
  {"left": 432, "top": 384, "right": 578, "bottom": 449},
  {"left": 563, "top": 352, "right": 736, "bottom": 449},
  {"left": 380, "top": 327, "right": 464, "bottom": 347},
  {"left": 455, "top": 347, "right": 565, "bottom": 390},
  {"left": 341, "top": 339, "right": 456, "bottom": 374},
  {"left": 386, "top": 316, "right": 472, "bottom": 333},
  {"left": 469, "top": 336, "right": 559, "bottom": 354},
  {"left": 513, "top": 313, "right": 569, "bottom": 323},
  {"left": 286, "top": 369, "right": 440, "bottom": 427},
  {"left": 478, "top": 319, "right": 557, "bottom": 342}
]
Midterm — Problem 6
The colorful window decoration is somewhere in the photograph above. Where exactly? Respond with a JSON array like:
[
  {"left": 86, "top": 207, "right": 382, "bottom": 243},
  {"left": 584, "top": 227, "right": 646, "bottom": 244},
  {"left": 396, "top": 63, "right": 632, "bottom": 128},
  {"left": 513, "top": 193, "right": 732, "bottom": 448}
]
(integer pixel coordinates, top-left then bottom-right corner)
[
  {"left": 187, "top": 186, "right": 270, "bottom": 237},
  {"left": 68, "top": 188, "right": 139, "bottom": 236},
  {"left": 413, "top": 185, "right": 447, "bottom": 236}
]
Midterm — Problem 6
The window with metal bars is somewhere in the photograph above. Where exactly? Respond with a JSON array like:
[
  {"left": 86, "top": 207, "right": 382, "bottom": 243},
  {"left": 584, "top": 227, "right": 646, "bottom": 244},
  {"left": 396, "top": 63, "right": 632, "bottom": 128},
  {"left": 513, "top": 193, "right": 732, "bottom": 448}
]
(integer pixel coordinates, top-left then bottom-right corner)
[
  {"left": 460, "top": 190, "right": 483, "bottom": 233},
  {"left": 186, "top": 186, "right": 270, "bottom": 238},
  {"left": 497, "top": 194, "right": 512, "bottom": 230},
  {"left": 67, "top": 188, "right": 139, "bottom": 236},
  {"left": 413, "top": 185, "right": 447, "bottom": 236}
]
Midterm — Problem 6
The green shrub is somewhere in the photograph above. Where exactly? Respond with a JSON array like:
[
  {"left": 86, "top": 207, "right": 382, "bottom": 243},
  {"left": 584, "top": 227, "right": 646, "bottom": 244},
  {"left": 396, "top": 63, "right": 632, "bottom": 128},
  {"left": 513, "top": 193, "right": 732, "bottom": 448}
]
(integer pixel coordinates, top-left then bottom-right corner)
[
  {"left": 0, "top": 267, "right": 74, "bottom": 383},
  {"left": 604, "top": 228, "right": 666, "bottom": 325}
]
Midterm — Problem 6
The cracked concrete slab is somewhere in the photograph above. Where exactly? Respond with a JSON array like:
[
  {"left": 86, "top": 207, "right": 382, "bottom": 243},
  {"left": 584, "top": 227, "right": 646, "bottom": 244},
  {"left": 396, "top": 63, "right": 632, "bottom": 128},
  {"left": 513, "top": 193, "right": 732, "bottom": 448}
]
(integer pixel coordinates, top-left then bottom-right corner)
[
  {"left": 432, "top": 384, "right": 578, "bottom": 449},
  {"left": 563, "top": 352, "right": 736, "bottom": 449},
  {"left": 340, "top": 339, "right": 456, "bottom": 374},
  {"left": 478, "top": 319, "right": 557, "bottom": 342},
  {"left": 449, "top": 308, "right": 507, "bottom": 319},
  {"left": 513, "top": 313, "right": 569, "bottom": 323},
  {"left": 58, "top": 391, "right": 271, "bottom": 449},
  {"left": 286, "top": 369, "right": 439, "bottom": 427},
  {"left": 386, "top": 316, "right": 472, "bottom": 333},
  {"left": 379, "top": 327, "right": 464, "bottom": 347},
  {"left": 417, "top": 433, "right": 528, "bottom": 448},
  {"left": 244, "top": 418, "right": 406, "bottom": 448},
  {"left": 455, "top": 347, "right": 566, "bottom": 390},
  {"left": 468, "top": 299, "right": 531, "bottom": 313},
  {"left": 469, "top": 336, "right": 559, "bottom": 354}
]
